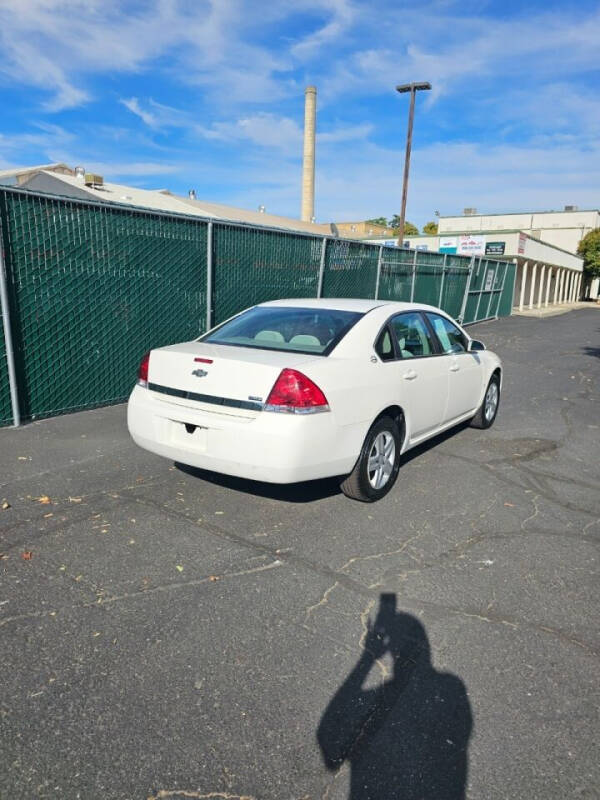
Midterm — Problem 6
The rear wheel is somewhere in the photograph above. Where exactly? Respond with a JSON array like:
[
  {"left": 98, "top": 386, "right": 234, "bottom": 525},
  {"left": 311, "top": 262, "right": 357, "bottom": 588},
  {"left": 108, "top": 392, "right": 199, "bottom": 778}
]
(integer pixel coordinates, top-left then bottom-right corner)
[
  {"left": 340, "top": 415, "right": 402, "bottom": 502},
  {"left": 471, "top": 374, "right": 500, "bottom": 429}
]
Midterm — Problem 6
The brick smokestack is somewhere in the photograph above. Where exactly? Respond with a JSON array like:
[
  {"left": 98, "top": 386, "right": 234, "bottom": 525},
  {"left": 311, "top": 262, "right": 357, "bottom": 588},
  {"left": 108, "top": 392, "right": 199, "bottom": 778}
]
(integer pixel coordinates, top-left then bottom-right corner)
[{"left": 301, "top": 86, "right": 317, "bottom": 222}]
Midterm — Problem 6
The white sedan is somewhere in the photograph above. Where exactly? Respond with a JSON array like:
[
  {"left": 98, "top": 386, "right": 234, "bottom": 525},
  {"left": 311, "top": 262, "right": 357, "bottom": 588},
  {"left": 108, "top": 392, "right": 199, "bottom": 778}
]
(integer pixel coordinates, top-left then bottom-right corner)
[{"left": 127, "top": 299, "right": 502, "bottom": 502}]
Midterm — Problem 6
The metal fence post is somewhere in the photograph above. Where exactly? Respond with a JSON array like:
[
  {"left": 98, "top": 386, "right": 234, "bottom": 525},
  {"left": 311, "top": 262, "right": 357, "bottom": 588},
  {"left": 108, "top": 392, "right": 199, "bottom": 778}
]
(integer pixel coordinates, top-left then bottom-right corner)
[
  {"left": 206, "top": 221, "right": 213, "bottom": 331},
  {"left": 438, "top": 253, "right": 447, "bottom": 308},
  {"left": 374, "top": 245, "right": 383, "bottom": 300},
  {"left": 473, "top": 258, "right": 488, "bottom": 322},
  {"left": 410, "top": 249, "right": 418, "bottom": 302},
  {"left": 317, "top": 237, "right": 327, "bottom": 298},
  {"left": 0, "top": 232, "right": 20, "bottom": 427},
  {"left": 493, "top": 262, "right": 509, "bottom": 318},
  {"left": 457, "top": 257, "right": 474, "bottom": 323}
]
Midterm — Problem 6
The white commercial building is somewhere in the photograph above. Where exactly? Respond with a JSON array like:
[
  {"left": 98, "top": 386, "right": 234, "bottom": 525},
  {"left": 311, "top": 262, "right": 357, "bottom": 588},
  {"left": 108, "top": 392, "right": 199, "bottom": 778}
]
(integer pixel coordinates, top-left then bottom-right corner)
[{"left": 368, "top": 205, "right": 594, "bottom": 309}]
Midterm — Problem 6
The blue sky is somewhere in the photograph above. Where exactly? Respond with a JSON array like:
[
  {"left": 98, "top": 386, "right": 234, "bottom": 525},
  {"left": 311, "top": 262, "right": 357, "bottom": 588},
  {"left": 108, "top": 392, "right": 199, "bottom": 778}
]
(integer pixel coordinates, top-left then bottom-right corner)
[{"left": 0, "top": 0, "right": 598, "bottom": 228}]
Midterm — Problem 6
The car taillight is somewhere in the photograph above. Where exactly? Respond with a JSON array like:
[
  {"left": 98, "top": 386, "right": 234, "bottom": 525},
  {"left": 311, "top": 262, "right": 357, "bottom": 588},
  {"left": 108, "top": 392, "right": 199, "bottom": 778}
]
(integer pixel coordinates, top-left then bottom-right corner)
[
  {"left": 265, "top": 369, "right": 330, "bottom": 414},
  {"left": 137, "top": 351, "right": 150, "bottom": 388}
]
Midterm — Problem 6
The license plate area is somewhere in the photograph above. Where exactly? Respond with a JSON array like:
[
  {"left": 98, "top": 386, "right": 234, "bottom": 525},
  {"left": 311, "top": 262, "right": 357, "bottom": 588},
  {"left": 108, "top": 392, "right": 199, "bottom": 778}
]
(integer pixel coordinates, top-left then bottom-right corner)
[{"left": 170, "top": 419, "right": 208, "bottom": 451}]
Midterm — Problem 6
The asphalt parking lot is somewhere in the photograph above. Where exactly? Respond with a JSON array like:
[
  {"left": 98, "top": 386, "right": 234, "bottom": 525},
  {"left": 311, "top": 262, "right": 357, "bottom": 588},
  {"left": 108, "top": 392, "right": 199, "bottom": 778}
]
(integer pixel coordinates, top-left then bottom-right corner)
[{"left": 1, "top": 308, "right": 599, "bottom": 800}]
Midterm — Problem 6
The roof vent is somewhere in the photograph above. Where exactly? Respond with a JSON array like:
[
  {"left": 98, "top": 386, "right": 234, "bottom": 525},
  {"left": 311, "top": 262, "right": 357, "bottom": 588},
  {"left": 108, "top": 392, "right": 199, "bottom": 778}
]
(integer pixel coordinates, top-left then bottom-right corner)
[
  {"left": 258, "top": 205, "right": 265, "bottom": 213},
  {"left": 188, "top": 189, "right": 197, "bottom": 200},
  {"left": 84, "top": 173, "right": 103, "bottom": 187},
  {"left": 74, "top": 165, "right": 85, "bottom": 181},
  {"left": 463, "top": 207, "right": 477, "bottom": 216},
  {"left": 564, "top": 205, "right": 578, "bottom": 212}
]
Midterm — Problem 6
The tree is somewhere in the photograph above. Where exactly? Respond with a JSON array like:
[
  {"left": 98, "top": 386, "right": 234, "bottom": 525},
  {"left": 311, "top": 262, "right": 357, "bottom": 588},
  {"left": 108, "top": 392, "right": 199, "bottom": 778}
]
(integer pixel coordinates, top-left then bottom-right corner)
[
  {"left": 389, "top": 215, "right": 418, "bottom": 236},
  {"left": 423, "top": 221, "right": 438, "bottom": 234},
  {"left": 577, "top": 228, "right": 600, "bottom": 279},
  {"left": 366, "top": 217, "right": 388, "bottom": 227}
]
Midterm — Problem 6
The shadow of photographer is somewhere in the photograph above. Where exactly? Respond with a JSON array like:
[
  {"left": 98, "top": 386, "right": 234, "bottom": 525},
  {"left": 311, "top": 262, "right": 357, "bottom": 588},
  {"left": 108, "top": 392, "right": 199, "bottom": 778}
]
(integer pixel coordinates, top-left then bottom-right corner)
[{"left": 318, "top": 594, "right": 472, "bottom": 799}]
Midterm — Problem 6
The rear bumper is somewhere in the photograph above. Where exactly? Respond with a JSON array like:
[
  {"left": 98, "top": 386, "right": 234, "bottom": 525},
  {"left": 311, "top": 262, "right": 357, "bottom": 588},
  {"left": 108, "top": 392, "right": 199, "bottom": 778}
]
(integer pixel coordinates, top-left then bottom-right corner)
[{"left": 127, "top": 385, "right": 362, "bottom": 483}]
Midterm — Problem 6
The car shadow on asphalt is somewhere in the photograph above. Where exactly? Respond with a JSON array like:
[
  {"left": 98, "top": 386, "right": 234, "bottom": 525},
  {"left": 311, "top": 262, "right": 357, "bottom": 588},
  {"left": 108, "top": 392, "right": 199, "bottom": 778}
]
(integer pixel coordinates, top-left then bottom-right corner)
[
  {"left": 318, "top": 593, "right": 472, "bottom": 799},
  {"left": 175, "top": 421, "right": 473, "bottom": 504}
]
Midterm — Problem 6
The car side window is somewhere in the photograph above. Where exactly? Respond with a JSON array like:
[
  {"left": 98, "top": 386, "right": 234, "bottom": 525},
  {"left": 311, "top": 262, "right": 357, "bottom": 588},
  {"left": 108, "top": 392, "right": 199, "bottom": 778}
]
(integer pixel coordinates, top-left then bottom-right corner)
[
  {"left": 390, "top": 312, "right": 435, "bottom": 359},
  {"left": 425, "top": 313, "right": 467, "bottom": 354},
  {"left": 375, "top": 327, "right": 395, "bottom": 361}
]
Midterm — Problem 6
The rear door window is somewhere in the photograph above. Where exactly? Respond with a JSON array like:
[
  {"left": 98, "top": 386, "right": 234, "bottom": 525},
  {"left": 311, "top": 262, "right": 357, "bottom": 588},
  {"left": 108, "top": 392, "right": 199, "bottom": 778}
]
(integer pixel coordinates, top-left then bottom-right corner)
[{"left": 390, "top": 312, "right": 435, "bottom": 359}]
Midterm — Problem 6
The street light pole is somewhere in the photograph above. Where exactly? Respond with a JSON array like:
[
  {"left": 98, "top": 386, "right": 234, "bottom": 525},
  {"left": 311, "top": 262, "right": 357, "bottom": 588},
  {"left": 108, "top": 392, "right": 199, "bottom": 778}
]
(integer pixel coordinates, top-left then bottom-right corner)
[{"left": 396, "top": 81, "right": 431, "bottom": 246}]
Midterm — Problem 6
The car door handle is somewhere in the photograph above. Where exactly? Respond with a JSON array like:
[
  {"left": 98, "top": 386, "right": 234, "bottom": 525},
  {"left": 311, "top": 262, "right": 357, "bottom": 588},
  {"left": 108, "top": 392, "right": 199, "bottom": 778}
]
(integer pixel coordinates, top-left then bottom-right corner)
[
  {"left": 449, "top": 364, "right": 460, "bottom": 372},
  {"left": 403, "top": 369, "right": 418, "bottom": 380}
]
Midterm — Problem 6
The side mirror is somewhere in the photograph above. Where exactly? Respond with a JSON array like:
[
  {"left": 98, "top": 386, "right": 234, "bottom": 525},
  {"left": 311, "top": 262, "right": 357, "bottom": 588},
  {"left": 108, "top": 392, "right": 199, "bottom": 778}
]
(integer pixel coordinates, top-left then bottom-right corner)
[{"left": 468, "top": 339, "right": 486, "bottom": 352}]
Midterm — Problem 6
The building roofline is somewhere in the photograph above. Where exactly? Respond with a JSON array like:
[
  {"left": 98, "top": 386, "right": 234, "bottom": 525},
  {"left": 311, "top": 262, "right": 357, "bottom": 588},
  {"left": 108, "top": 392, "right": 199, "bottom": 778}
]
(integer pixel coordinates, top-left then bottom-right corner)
[
  {"left": 364, "top": 229, "right": 583, "bottom": 262},
  {"left": 439, "top": 208, "right": 600, "bottom": 219}
]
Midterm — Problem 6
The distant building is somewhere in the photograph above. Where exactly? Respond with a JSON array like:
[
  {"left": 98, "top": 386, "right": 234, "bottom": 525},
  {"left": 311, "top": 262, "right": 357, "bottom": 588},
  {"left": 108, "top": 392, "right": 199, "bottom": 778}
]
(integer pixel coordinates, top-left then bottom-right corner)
[
  {"left": 366, "top": 226, "right": 585, "bottom": 311},
  {"left": 0, "top": 163, "right": 73, "bottom": 186},
  {"left": 0, "top": 164, "right": 334, "bottom": 237},
  {"left": 330, "top": 220, "right": 392, "bottom": 239},
  {"left": 438, "top": 207, "right": 599, "bottom": 255}
]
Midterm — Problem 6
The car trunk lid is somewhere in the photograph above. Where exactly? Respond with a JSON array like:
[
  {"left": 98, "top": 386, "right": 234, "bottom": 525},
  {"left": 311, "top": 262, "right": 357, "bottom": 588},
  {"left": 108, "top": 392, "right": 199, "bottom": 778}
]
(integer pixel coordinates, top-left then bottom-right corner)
[{"left": 147, "top": 341, "right": 319, "bottom": 417}]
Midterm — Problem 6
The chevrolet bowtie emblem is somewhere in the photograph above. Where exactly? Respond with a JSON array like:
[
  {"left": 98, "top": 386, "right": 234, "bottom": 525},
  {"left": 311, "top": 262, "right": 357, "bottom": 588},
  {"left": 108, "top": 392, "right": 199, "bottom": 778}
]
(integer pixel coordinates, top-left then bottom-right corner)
[{"left": 191, "top": 368, "right": 208, "bottom": 377}]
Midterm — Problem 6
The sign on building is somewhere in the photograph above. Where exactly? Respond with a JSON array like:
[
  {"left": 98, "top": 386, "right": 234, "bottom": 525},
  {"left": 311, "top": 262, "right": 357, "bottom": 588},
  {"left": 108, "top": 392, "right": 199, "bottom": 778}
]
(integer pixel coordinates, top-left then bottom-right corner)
[
  {"left": 440, "top": 237, "right": 457, "bottom": 254},
  {"left": 485, "top": 241, "right": 505, "bottom": 255},
  {"left": 458, "top": 234, "right": 485, "bottom": 256},
  {"left": 518, "top": 233, "right": 527, "bottom": 254}
]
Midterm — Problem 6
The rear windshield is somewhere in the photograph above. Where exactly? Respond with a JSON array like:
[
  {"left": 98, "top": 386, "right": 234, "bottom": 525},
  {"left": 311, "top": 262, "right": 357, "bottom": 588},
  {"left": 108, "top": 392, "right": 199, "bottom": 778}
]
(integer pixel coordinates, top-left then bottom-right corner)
[{"left": 201, "top": 306, "right": 363, "bottom": 355}]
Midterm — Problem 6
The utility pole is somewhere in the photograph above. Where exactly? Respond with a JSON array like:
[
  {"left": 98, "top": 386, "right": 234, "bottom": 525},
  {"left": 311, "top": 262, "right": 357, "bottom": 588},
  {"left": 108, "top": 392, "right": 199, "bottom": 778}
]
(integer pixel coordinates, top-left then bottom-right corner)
[{"left": 396, "top": 81, "right": 431, "bottom": 246}]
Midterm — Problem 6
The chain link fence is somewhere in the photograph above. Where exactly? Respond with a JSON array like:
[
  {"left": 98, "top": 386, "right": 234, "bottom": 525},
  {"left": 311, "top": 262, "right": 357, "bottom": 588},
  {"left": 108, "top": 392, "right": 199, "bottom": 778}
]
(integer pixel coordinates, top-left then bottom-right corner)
[{"left": 0, "top": 187, "right": 515, "bottom": 427}]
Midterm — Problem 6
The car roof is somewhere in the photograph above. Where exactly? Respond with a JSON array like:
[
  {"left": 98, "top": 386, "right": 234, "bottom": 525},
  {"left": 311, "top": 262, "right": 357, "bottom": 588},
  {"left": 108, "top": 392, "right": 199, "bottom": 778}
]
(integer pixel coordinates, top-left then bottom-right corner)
[{"left": 259, "top": 298, "right": 442, "bottom": 314}]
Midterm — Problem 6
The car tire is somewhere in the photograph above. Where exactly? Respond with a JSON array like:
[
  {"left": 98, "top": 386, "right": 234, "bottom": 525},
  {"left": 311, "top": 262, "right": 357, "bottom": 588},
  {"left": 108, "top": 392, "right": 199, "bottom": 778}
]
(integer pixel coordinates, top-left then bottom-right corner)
[
  {"left": 470, "top": 374, "right": 500, "bottom": 429},
  {"left": 340, "top": 415, "right": 402, "bottom": 502}
]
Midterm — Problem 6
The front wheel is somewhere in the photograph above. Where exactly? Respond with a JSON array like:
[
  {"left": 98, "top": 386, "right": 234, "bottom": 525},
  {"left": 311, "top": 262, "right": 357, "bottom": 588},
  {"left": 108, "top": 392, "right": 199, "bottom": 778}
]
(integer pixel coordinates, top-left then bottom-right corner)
[
  {"left": 470, "top": 374, "right": 500, "bottom": 429},
  {"left": 340, "top": 415, "right": 402, "bottom": 502}
]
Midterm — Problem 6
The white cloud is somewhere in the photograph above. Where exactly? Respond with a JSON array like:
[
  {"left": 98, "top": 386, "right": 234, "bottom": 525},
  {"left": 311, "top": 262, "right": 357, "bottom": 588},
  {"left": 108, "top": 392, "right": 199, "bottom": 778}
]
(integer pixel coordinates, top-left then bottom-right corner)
[
  {"left": 291, "top": 0, "right": 356, "bottom": 58},
  {"left": 120, "top": 98, "right": 158, "bottom": 128}
]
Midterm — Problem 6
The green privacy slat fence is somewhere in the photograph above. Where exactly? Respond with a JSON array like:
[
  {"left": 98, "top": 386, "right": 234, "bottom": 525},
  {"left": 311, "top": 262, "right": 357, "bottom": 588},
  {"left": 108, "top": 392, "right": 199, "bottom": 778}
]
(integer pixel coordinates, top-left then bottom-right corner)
[
  {"left": 322, "top": 239, "right": 379, "bottom": 299},
  {"left": 0, "top": 187, "right": 515, "bottom": 427},
  {"left": 0, "top": 306, "right": 11, "bottom": 425},
  {"left": 0, "top": 190, "right": 207, "bottom": 423},
  {"left": 213, "top": 223, "right": 321, "bottom": 324}
]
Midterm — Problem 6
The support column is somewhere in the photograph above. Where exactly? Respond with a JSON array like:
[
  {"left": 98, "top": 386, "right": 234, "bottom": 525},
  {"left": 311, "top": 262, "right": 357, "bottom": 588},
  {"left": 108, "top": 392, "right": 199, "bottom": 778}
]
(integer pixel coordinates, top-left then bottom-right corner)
[
  {"left": 519, "top": 260, "right": 529, "bottom": 311},
  {"left": 544, "top": 267, "right": 552, "bottom": 307},
  {"left": 553, "top": 268, "right": 560, "bottom": 305},
  {"left": 528, "top": 262, "right": 538, "bottom": 309},
  {"left": 559, "top": 270, "right": 566, "bottom": 304},
  {"left": 537, "top": 264, "right": 546, "bottom": 309},
  {"left": 565, "top": 271, "right": 572, "bottom": 304},
  {"left": 577, "top": 274, "right": 582, "bottom": 301}
]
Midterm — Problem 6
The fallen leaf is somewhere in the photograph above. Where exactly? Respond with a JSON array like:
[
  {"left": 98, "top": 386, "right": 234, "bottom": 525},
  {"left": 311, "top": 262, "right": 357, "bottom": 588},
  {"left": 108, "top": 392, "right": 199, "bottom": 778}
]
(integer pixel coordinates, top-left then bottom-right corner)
[
  {"left": 504, "top": 502, "right": 515, "bottom": 507},
  {"left": 69, "top": 496, "right": 82, "bottom": 503},
  {"left": 215, "top": 511, "right": 224, "bottom": 515},
  {"left": 37, "top": 495, "right": 52, "bottom": 505},
  {"left": 1, "top": 500, "right": 10, "bottom": 510},
  {"left": 18, "top": 456, "right": 28, "bottom": 461},
  {"left": 21, "top": 551, "right": 33, "bottom": 560},
  {"left": 209, "top": 575, "right": 220, "bottom": 582},
  {"left": 43, "top": 512, "right": 53, "bottom": 518},
  {"left": 175, "top": 565, "right": 184, "bottom": 572}
]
